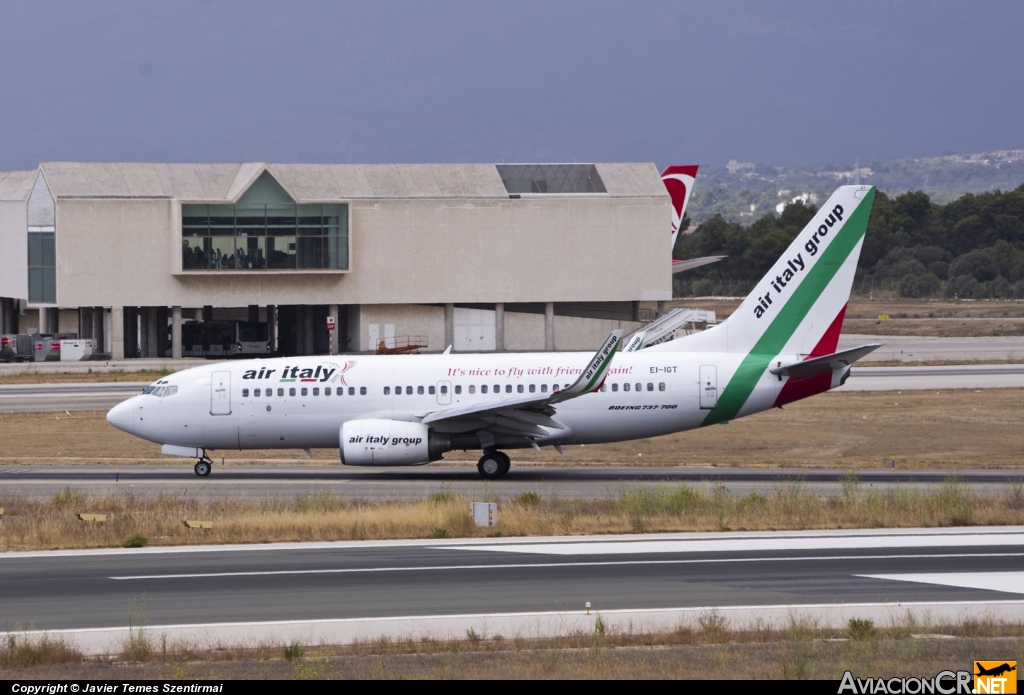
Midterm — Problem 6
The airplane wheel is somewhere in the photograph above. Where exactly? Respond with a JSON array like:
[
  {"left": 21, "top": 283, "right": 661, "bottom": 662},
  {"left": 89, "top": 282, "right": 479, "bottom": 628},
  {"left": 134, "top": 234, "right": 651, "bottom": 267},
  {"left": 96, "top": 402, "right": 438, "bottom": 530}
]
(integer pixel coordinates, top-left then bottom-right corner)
[
  {"left": 477, "top": 452, "right": 508, "bottom": 479},
  {"left": 194, "top": 460, "right": 211, "bottom": 477},
  {"left": 496, "top": 451, "right": 511, "bottom": 476}
]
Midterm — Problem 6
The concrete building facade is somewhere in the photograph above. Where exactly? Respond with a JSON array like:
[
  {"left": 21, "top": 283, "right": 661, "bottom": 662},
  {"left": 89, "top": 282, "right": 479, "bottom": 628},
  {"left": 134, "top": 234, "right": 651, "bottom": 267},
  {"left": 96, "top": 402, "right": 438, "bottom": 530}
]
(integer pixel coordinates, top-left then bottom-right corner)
[{"left": 0, "top": 162, "right": 671, "bottom": 358}]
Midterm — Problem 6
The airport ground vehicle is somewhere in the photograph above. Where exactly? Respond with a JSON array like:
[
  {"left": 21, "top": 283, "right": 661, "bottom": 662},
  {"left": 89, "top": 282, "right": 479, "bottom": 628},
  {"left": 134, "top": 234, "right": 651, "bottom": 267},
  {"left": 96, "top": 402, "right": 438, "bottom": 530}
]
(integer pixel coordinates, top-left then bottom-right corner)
[
  {"left": 109, "top": 186, "right": 878, "bottom": 479},
  {"left": 0, "top": 334, "right": 32, "bottom": 362},
  {"left": 163, "top": 321, "right": 270, "bottom": 358}
]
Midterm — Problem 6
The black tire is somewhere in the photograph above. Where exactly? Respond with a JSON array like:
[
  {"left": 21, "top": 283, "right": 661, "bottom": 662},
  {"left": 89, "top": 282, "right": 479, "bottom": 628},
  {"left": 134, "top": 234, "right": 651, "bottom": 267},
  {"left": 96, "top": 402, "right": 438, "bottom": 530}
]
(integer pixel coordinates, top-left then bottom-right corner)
[
  {"left": 477, "top": 452, "right": 507, "bottom": 479},
  {"left": 496, "top": 451, "right": 511, "bottom": 475},
  {"left": 194, "top": 460, "right": 211, "bottom": 477}
]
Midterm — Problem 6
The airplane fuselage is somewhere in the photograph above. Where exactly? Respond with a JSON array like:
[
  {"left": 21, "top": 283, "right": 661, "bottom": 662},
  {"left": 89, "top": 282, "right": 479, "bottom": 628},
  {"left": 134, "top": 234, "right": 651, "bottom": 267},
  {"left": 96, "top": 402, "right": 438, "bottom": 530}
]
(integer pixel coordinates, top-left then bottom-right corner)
[{"left": 109, "top": 348, "right": 797, "bottom": 457}]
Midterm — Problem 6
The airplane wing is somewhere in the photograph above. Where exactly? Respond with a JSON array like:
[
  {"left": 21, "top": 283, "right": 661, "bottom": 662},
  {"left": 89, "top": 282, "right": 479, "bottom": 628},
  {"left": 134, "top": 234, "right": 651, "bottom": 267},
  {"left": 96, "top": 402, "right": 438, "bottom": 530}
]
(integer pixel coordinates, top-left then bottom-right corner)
[
  {"left": 672, "top": 255, "right": 726, "bottom": 274},
  {"left": 769, "top": 344, "right": 881, "bottom": 378},
  {"left": 622, "top": 331, "right": 646, "bottom": 352},
  {"left": 421, "top": 331, "right": 622, "bottom": 439}
]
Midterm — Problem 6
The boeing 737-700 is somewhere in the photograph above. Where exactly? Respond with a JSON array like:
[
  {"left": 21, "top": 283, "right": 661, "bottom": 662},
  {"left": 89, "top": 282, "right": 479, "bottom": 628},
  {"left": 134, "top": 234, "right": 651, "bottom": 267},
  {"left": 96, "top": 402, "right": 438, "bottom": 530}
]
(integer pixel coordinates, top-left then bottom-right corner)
[{"left": 107, "top": 184, "right": 879, "bottom": 479}]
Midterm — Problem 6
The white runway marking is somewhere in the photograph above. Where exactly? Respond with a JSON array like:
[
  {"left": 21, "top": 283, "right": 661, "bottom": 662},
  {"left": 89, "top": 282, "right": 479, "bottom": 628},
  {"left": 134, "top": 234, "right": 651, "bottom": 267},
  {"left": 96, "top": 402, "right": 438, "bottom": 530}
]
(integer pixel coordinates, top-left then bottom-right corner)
[
  {"left": 110, "top": 553, "right": 1024, "bottom": 581},
  {"left": 461, "top": 532, "right": 1024, "bottom": 556},
  {"left": 858, "top": 572, "right": 1024, "bottom": 595}
]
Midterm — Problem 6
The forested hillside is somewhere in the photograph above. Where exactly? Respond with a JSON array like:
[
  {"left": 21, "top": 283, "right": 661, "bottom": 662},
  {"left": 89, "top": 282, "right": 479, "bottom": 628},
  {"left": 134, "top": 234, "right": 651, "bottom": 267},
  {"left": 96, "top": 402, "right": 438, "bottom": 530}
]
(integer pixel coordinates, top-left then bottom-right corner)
[{"left": 674, "top": 184, "right": 1024, "bottom": 299}]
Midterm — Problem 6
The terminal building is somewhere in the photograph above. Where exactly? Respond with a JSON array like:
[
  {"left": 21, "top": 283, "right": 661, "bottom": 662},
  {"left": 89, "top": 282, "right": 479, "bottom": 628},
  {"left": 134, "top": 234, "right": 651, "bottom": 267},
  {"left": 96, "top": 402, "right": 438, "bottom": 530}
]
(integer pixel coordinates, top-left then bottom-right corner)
[{"left": 0, "top": 162, "right": 672, "bottom": 358}]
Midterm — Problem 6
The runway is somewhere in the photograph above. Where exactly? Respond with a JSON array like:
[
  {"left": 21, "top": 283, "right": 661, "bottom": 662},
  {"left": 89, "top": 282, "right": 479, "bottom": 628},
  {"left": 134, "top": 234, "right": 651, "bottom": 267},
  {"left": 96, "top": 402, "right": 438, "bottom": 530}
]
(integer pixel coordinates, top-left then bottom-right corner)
[
  {"left": 0, "top": 464, "right": 1018, "bottom": 500},
  {"left": 2, "top": 363, "right": 1023, "bottom": 413},
  {"left": 4, "top": 527, "right": 1024, "bottom": 653},
  {"left": 839, "top": 334, "right": 1024, "bottom": 363}
]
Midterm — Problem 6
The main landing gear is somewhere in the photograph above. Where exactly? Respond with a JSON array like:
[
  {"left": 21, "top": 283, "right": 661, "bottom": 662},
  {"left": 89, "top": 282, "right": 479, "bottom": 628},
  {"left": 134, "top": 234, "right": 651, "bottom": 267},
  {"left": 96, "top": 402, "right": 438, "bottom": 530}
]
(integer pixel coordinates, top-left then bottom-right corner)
[
  {"left": 194, "top": 458, "right": 212, "bottom": 477},
  {"left": 477, "top": 450, "right": 511, "bottom": 479}
]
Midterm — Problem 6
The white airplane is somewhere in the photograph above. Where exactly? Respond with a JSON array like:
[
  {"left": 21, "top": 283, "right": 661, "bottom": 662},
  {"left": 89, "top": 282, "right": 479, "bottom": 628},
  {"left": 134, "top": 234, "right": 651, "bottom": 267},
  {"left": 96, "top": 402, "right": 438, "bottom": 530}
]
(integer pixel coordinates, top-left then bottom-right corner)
[{"left": 108, "top": 185, "right": 880, "bottom": 479}]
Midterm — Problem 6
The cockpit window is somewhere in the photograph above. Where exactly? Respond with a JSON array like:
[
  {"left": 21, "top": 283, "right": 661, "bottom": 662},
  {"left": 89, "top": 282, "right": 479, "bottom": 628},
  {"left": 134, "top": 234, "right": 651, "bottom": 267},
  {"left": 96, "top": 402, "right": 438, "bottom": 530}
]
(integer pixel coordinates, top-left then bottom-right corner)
[
  {"left": 152, "top": 387, "right": 166, "bottom": 397},
  {"left": 142, "top": 386, "right": 157, "bottom": 395},
  {"left": 144, "top": 384, "right": 178, "bottom": 397}
]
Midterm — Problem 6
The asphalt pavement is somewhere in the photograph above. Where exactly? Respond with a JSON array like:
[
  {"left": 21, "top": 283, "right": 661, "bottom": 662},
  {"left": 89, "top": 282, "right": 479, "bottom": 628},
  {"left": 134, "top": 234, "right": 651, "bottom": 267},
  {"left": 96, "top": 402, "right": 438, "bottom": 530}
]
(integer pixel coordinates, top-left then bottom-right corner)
[
  {"left": 0, "top": 464, "right": 1018, "bottom": 500},
  {"left": 3, "top": 527, "right": 1024, "bottom": 653}
]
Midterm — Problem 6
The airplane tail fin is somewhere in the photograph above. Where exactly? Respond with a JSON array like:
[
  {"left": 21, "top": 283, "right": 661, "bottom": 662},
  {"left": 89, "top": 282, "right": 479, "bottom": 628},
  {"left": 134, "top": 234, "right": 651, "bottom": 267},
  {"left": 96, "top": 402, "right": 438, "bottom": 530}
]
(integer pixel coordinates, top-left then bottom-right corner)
[
  {"left": 650, "top": 184, "right": 876, "bottom": 358},
  {"left": 661, "top": 165, "right": 699, "bottom": 251}
]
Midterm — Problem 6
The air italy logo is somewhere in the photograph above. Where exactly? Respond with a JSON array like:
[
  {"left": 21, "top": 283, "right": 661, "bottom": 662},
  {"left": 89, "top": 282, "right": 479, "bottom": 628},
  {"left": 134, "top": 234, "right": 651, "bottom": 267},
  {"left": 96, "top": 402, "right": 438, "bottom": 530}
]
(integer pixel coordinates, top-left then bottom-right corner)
[{"left": 241, "top": 360, "right": 356, "bottom": 384}]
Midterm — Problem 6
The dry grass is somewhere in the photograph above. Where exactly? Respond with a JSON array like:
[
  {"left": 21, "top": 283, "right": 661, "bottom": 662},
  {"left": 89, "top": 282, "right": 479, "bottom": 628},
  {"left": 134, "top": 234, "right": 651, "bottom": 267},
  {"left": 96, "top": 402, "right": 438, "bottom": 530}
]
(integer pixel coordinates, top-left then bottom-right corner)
[
  {"left": 0, "top": 388, "right": 1021, "bottom": 469},
  {"left": 0, "top": 369, "right": 169, "bottom": 385},
  {"left": 3, "top": 615, "right": 1023, "bottom": 679},
  {"left": 2, "top": 477, "right": 1023, "bottom": 550}
]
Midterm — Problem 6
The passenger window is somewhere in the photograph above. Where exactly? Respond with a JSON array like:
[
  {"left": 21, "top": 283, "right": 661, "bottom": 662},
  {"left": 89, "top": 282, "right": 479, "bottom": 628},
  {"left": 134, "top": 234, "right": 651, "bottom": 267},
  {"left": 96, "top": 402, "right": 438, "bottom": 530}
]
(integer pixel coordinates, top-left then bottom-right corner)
[
  {"left": 481, "top": 385, "right": 488, "bottom": 394},
  {"left": 455, "top": 385, "right": 462, "bottom": 394},
  {"left": 494, "top": 384, "right": 500, "bottom": 394},
  {"left": 440, "top": 385, "right": 447, "bottom": 394},
  {"left": 429, "top": 385, "right": 436, "bottom": 395},
  {"left": 541, "top": 384, "right": 548, "bottom": 393},
  {"left": 418, "top": 385, "right": 424, "bottom": 395},
  {"left": 289, "top": 388, "right": 296, "bottom": 397},
  {"left": 469, "top": 385, "right": 476, "bottom": 394},
  {"left": 612, "top": 383, "right": 619, "bottom": 392},
  {"left": 395, "top": 386, "right": 401, "bottom": 395},
  {"left": 505, "top": 385, "right": 512, "bottom": 393},
  {"left": 384, "top": 386, "right": 391, "bottom": 395},
  {"left": 253, "top": 388, "right": 260, "bottom": 397},
  {"left": 325, "top": 387, "right": 331, "bottom": 396},
  {"left": 278, "top": 388, "right": 284, "bottom": 396},
  {"left": 600, "top": 384, "right": 606, "bottom": 392},
  {"left": 529, "top": 384, "right": 535, "bottom": 393},
  {"left": 406, "top": 386, "right": 413, "bottom": 395},
  {"left": 517, "top": 384, "right": 524, "bottom": 393},
  {"left": 301, "top": 387, "right": 308, "bottom": 396},
  {"left": 242, "top": 388, "right": 249, "bottom": 397},
  {"left": 647, "top": 383, "right": 653, "bottom": 392},
  {"left": 659, "top": 382, "right": 666, "bottom": 391},
  {"left": 553, "top": 384, "right": 559, "bottom": 391},
  {"left": 313, "top": 387, "right": 319, "bottom": 396},
  {"left": 359, "top": 387, "right": 366, "bottom": 395},
  {"left": 623, "top": 383, "right": 630, "bottom": 392},
  {"left": 635, "top": 383, "right": 642, "bottom": 392}
]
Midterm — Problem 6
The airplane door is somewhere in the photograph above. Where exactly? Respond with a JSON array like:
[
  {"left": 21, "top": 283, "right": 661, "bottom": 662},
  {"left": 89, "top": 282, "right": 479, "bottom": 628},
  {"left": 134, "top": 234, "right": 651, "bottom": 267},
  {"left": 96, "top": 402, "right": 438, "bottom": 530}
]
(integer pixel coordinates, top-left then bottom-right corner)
[
  {"left": 436, "top": 381, "right": 452, "bottom": 405},
  {"left": 699, "top": 365, "right": 718, "bottom": 409},
  {"left": 210, "top": 370, "right": 232, "bottom": 415}
]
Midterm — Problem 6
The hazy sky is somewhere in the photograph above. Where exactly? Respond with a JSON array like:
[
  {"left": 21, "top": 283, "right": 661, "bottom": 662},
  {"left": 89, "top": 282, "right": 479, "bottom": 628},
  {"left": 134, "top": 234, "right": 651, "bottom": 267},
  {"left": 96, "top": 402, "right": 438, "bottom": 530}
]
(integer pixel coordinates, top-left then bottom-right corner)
[{"left": 1, "top": 1, "right": 1021, "bottom": 170}]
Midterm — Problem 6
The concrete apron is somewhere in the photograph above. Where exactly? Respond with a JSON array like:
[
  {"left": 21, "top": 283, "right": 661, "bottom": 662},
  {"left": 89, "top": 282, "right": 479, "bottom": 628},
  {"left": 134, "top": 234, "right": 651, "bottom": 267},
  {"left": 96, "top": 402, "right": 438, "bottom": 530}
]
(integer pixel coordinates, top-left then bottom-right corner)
[{"left": 7, "top": 600, "right": 1024, "bottom": 656}]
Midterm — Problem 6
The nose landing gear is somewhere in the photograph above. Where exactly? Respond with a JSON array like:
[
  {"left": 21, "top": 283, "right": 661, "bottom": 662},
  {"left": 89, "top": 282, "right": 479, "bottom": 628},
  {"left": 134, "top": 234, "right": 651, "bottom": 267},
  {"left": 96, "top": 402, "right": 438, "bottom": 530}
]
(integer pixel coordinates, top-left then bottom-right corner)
[
  {"left": 477, "top": 450, "right": 510, "bottom": 479},
  {"left": 194, "top": 458, "right": 212, "bottom": 477}
]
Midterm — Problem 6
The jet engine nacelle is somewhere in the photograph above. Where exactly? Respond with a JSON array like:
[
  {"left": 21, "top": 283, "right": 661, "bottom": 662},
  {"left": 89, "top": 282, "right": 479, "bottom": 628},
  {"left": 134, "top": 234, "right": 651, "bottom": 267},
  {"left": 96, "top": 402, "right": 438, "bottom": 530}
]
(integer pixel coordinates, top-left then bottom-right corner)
[{"left": 340, "top": 418, "right": 450, "bottom": 466}]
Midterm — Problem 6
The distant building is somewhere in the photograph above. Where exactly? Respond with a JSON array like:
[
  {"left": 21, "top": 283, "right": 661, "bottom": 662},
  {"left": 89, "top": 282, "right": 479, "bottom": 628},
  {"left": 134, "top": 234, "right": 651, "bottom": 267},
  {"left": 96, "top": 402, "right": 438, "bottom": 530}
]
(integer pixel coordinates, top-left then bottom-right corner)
[
  {"left": 0, "top": 162, "right": 672, "bottom": 358},
  {"left": 726, "top": 160, "right": 755, "bottom": 174}
]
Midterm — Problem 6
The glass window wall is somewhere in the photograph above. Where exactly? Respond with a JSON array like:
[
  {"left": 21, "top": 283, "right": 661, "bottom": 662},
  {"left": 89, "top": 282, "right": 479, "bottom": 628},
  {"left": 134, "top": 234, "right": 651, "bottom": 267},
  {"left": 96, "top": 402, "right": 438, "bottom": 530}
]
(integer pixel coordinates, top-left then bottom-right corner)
[{"left": 182, "top": 203, "right": 348, "bottom": 271}]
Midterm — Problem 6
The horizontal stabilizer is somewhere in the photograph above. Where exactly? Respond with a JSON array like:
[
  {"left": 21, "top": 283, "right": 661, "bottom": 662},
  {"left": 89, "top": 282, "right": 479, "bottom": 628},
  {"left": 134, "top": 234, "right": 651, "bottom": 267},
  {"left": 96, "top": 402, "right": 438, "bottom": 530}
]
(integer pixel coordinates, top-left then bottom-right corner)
[
  {"left": 672, "top": 255, "right": 726, "bottom": 274},
  {"left": 770, "top": 344, "right": 882, "bottom": 378}
]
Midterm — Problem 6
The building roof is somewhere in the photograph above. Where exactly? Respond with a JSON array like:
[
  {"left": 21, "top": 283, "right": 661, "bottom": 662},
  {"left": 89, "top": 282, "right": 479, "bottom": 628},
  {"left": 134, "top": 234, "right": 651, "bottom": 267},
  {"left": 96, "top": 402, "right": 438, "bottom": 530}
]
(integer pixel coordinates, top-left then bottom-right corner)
[
  {"left": 32, "top": 162, "right": 665, "bottom": 201},
  {"left": 0, "top": 170, "right": 38, "bottom": 201}
]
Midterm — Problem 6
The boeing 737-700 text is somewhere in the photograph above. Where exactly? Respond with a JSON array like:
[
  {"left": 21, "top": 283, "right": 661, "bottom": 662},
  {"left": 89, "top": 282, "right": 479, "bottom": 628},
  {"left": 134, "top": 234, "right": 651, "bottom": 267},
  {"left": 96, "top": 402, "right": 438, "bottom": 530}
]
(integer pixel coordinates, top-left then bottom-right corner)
[{"left": 107, "top": 185, "right": 879, "bottom": 479}]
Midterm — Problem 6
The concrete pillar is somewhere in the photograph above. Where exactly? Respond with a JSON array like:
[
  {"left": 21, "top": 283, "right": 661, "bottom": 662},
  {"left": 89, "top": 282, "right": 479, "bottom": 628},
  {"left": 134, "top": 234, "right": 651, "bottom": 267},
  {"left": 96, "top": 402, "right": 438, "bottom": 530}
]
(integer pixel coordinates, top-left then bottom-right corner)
[
  {"left": 444, "top": 304, "right": 454, "bottom": 350},
  {"left": 303, "top": 307, "right": 314, "bottom": 355},
  {"left": 38, "top": 307, "right": 49, "bottom": 334},
  {"left": 171, "top": 306, "right": 182, "bottom": 359},
  {"left": 139, "top": 308, "right": 150, "bottom": 358},
  {"left": 657, "top": 301, "right": 666, "bottom": 318},
  {"left": 328, "top": 304, "right": 339, "bottom": 355},
  {"left": 267, "top": 304, "right": 276, "bottom": 354},
  {"left": 94, "top": 308, "right": 104, "bottom": 352},
  {"left": 545, "top": 302, "right": 555, "bottom": 351},
  {"left": 110, "top": 307, "right": 124, "bottom": 360},
  {"left": 194, "top": 308, "right": 203, "bottom": 322},
  {"left": 494, "top": 303, "right": 505, "bottom": 352},
  {"left": 147, "top": 308, "right": 159, "bottom": 358}
]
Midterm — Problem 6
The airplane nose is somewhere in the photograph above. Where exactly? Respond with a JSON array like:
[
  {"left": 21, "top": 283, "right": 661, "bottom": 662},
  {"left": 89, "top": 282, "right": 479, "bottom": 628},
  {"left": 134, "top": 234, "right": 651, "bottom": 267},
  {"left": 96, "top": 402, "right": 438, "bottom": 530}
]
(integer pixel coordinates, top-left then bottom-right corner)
[{"left": 107, "top": 398, "right": 135, "bottom": 434}]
